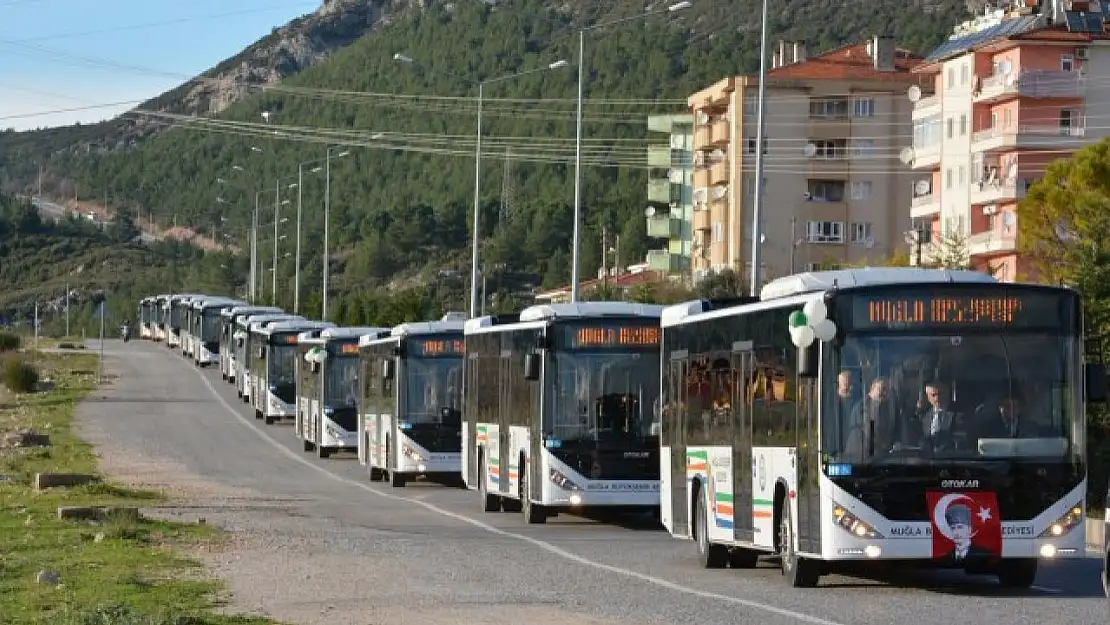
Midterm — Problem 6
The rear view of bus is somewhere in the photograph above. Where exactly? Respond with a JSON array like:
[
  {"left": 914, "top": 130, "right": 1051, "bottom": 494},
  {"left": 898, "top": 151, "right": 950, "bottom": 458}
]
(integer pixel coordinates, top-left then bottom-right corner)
[{"left": 463, "top": 302, "right": 663, "bottom": 524}]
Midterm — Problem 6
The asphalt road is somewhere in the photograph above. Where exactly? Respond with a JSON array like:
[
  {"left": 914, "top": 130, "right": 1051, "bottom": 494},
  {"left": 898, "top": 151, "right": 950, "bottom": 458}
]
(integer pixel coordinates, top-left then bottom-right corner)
[
  {"left": 78, "top": 339, "right": 1108, "bottom": 625},
  {"left": 31, "top": 197, "right": 156, "bottom": 243}
]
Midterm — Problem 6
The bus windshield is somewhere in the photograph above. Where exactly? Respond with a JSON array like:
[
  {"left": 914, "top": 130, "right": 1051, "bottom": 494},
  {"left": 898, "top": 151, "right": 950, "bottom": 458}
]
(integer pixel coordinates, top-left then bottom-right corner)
[
  {"left": 326, "top": 356, "right": 360, "bottom": 407},
  {"left": 404, "top": 357, "right": 462, "bottom": 423},
  {"left": 547, "top": 350, "right": 660, "bottom": 443},
  {"left": 201, "top": 312, "right": 221, "bottom": 342},
  {"left": 825, "top": 332, "right": 1080, "bottom": 465},
  {"left": 268, "top": 344, "right": 298, "bottom": 385}
]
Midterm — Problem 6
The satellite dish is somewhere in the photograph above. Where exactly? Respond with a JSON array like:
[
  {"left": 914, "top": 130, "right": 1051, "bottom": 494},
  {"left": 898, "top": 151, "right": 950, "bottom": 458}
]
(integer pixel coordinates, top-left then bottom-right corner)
[
  {"left": 999, "top": 59, "right": 1012, "bottom": 74},
  {"left": 914, "top": 179, "right": 931, "bottom": 195},
  {"left": 644, "top": 206, "right": 656, "bottom": 217},
  {"left": 803, "top": 143, "right": 817, "bottom": 157},
  {"left": 899, "top": 147, "right": 915, "bottom": 165},
  {"left": 907, "top": 85, "right": 922, "bottom": 102}
]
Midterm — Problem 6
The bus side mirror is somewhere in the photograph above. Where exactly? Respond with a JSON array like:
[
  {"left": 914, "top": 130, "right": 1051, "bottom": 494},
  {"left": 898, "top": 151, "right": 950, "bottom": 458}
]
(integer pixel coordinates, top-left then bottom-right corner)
[
  {"left": 1086, "top": 362, "right": 1107, "bottom": 403},
  {"left": 797, "top": 345, "right": 818, "bottom": 379},
  {"left": 382, "top": 358, "right": 395, "bottom": 381},
  {"left": 524, "top": 352, "right": 540, "bottom": 381}
]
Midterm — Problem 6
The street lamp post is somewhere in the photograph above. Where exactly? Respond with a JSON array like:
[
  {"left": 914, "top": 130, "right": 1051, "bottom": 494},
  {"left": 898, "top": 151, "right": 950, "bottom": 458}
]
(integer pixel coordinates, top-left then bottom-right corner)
[
  {"left": 295, "top": 168, "right": 303, "bottom": 314},
  {"left": 394, "top": 53, "right": 568, "bottom": 317},
  {"left": 272, "top": 180, "right": 280, "bottom": 305},
  {"left": 569, "top": 1, "right": 692, "bottom": 302},
  {"left": 749, "top": 0, "right": 770, "bottom": 296},
  {"left": 322, "top": 147, "right": 349, "bottom": 323}
]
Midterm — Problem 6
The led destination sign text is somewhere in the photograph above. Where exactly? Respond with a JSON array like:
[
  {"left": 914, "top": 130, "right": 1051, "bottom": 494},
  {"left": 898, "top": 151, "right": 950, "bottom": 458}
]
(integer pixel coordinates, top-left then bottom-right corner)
[
  {"left": 571, "top": 326, "right": 660, "bottom": 349},
  {"left": 851, "top": 292, "right": 1066, "bottom": 330},
  {"left": 413, "top": 338, "right": 464, "bottom": 357}
]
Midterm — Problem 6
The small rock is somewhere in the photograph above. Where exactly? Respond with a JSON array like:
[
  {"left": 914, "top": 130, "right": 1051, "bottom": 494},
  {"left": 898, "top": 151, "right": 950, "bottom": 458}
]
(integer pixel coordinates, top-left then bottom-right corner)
[{"left": 36, "top": 570, "right": 60, "bottom": 586}]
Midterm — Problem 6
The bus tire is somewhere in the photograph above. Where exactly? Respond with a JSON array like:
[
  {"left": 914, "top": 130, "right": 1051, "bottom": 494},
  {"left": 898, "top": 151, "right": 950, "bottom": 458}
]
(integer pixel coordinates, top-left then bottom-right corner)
[
  {"left": 520, "top": 457, "right": 545, "bottom": 524},
  {"left": 254, "top": 409, "right": 263, "bottom": 420},
  {"left": 996, "top": 558, "right": 1037, "bottom": 588},
  {"left": 478, "top": 452, "right": 501, "bottom": 513},
  {"left": 729, "top": 547, "right": 760, "bottom": 569},
  {"left": 695, "top": 484, "right": 727, "bottom": 568},
  {"left": 263, "top": 415, "right": 275, "bottom": 425},
  {"left": 390, "top": 471, "right": 406, "bottom": 487},
  {"left": 317, "top": 445, "right": 331, "bottom": 459},
  {"left": 778, "top": 496, "right": 820, "bottom": 588},
  {"left": 302, "top": 439, "right": 313, "bottom": 453}
]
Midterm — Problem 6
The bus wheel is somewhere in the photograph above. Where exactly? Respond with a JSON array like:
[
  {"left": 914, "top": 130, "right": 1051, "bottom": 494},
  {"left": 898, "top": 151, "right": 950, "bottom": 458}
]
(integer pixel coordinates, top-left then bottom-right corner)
[
  {"left": 778, "top": 499, "right": 820, "bottom": 588},
  {"left": 695, "top": 487, "right": 727, "bottom": 568},
  {"left": 390, "top": 471, "right": 406, "bottom": 487},
  {"left": 302, "top": 439, "right": 313, "bottom": 453},
  {"left": 729, "top": 548, "right": 760, "bottom": 569},
  {"left": 478, "top": 454, "right": 501, "bottom": 513},
  {"left": 996, "top": 559, "right": 1037, "bottom": 588},
  {"left": 316, "top": 445, "right": 331, "bottom": 460},
  {"left": 520, "top": 459, "right": 546, "bottom": 524}
]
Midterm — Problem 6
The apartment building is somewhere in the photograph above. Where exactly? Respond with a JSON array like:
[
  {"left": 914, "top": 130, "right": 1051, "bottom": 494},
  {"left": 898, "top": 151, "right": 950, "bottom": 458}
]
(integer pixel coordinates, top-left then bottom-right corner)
[
  {"left": 644, "top": 113, "right": 694, "bottom": 280},
  {"left": 686, "top": 37, "right": 925, "bottom": 283},
  {"left": 906, "top": 0, "right": 1110, "bottom": 281}
]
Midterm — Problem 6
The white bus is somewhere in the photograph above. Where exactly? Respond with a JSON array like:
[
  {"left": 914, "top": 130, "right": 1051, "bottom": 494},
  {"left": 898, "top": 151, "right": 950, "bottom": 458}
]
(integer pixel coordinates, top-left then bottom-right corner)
[
  {"left": 191, "top": 298, "right": 244, "bottom": 366},
  {"left": 151, "top": 294, "right": 170, "bottom": 342},
  {"left": 659, "top": 268, "right": 1107, "bottom": 588},
  {"left": 358, "top": 314, "right": 467, "bottom": 487},
  {"left": 251, "top": 319, "right": 334, "bottom": 424},
  {"left": 165, "top": 294, "right": 202, "bottom": 348},
  {"left": 295, "top": 326, "right": 388, "bottom": 458},
  {"left": 220, "top": 306, "right": 282, "bottom": 382},
  {"left": 234, "top": 313, "right": 300, "bottom": 402},
  {"left": 462, "top": 303, "right": 664, "bottom": 524}
]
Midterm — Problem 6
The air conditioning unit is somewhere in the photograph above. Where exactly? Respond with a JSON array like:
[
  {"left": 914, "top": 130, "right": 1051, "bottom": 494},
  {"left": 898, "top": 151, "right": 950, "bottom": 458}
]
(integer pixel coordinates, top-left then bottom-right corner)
[{"left": 1076, "top": 47, "right": 1089, "bottom": 60}]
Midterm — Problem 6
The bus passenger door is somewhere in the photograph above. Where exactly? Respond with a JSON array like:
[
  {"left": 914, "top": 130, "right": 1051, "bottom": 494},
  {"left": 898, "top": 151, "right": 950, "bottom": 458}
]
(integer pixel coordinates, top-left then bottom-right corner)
[
  {"left": 732, "top": 343, "right": 755, "bottom": 544},
  {"left": 665, "top": 355, "right": 689, "bottom": 536},
  {"left": 497, "top": 348, "right": 513, "bottom": 496}
]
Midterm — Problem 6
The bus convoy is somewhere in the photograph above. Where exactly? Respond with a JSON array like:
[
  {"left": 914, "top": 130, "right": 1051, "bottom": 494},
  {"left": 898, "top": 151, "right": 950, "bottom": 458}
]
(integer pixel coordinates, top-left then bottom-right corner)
[{"left": 135, "top": 267, "right": 1109, "bottom": 591}]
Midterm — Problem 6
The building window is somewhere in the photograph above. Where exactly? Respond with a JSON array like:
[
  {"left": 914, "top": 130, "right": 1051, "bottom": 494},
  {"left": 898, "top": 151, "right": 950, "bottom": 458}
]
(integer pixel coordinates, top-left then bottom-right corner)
[
  {"left": 945, "top": 168, "right": 953, "bottom": 189},
  {"left": 745, "top": 138, "right": 768, "bottom": 154},
  {"left": 849, "top": 181, "right": 872, "bottom": 201},
  {"left": 913, "top": 115, "right": 942, "bottom": 148},
  {"left": 959, "top": 114, "right": 967, "bottom": 136},
  {"left": 1060, "top": 108, "right": 1079, "bottom": 132},
  {"left": 850, "top": 138, "right": 875, "bottom": 159},
  {"left": 1061, "top": 54, "right": 1074, "bottom": 72},
  {"left": 745, "top": 177, "right": 766, "bottom": 196},
  {"left": 806, "top": 221, "right": 845, "bottom": 244},
  {"left": 806, "top": 180, "right": 845, "bottom": 202},
  {"left": 957, "top": 165, "right": 966, "bottom": 186},
  {"left": 745, "top": 95, "right": 758, "bottom": 114},
  {"left": 947, "top": 117, "right": 954, "bottom": 138},
  {"left": 947, "top": 67, "right": 955, "bottom": 88},
  {"left": 711, "top": 221, "right": 724, "bottom": 243},
  {"left": 960, "top": 63, "right": 969, "bottom": 85},
  {"left": 809, "top": 98, "right": 849, "bottom": 118},
  {"left": 1004, "top": 109, "right": 1012, "bottom": 126},
  {"left": 853, "top": 97, "right": 875, "bottom": 117},
  {"left": 850, "top": 222, "right": 873, "bottom": 244},
  {"left": 810, "top": 139, "right": 846, "bottom": 159}
]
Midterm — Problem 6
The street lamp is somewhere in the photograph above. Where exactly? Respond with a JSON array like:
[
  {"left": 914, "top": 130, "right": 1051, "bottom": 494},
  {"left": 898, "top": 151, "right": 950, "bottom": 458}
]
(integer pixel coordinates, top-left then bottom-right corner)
[
  {"left": 749, "top": 0, "right": 770, "bottom": 295},
  {"left": 322, "top": 146, "right": 349, "bottom": 322},
  {"left": 569, "top": 1, "right": 691, "bottom": 302},
  {"left": 395, "top": 53, "right": 569, "bottom": 317}
]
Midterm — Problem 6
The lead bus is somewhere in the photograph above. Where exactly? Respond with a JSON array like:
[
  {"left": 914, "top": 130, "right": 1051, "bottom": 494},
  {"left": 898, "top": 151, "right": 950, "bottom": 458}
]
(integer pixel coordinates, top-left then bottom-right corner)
[
  {"left": 463, "top": 302, "right": 664, "bottom": 524},
  {"left": 358, "top": 314, "right": 467, "bottom": 487},
  {"left": 659, "top": 268, "right": 1107, "bottom": 588}
]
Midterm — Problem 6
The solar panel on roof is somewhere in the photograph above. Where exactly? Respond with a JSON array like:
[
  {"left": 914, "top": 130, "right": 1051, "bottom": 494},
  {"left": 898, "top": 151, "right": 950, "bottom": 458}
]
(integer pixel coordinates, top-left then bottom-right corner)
[
  {"left": 1084, "top": 12, "right": 1103, "bottom": 32},
  {"left": 1103, "top": 1, "right": 1110, "bottom": 19},
  {"left": 1066, "top": 11, "right": 1085, "bottom": 31},
  {"left": 924, "top": 15, "right": 1046, "bottom": 62}
]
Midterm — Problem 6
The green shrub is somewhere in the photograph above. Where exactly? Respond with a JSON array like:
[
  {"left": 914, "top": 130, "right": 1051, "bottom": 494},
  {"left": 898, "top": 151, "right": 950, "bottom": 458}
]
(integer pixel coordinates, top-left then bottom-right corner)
[
  {"left": 2, "top": 357, "right": 39, "bottom": 393},
  {"left": 0, "top": 331, "right": 20, "bottom": 352}
]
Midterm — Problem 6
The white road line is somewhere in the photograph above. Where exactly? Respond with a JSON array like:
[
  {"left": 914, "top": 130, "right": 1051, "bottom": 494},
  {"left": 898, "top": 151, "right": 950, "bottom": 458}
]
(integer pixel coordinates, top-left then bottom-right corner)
[{"left": 184, "top": 360, "right": 847, "bottom": 625}]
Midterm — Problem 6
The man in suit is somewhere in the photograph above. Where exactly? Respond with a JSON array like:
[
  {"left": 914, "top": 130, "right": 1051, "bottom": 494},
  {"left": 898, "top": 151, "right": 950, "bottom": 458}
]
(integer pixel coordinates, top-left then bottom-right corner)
[
  {"left": 843, "top": 378, "right": 898, "bottom": 458},
  {"left": 938, "top": 502, "right": 995, "bottom": 562},
  {"left": 912, "top": 380, "right": 966, "bottom": 449}
]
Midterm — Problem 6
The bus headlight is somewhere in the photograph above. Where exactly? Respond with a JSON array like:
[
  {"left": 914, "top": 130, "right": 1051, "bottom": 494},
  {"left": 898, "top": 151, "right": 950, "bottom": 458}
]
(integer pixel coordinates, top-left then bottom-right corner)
[
  {"left": 549, "top": 469, "right": 582, "bottom": 491},
  {"left": 401, "top": 444, "right": 423, "bottom": 462},
  {"left": 832, "top": 503, "right": 883, "bottom": 539},
  {"left": 1039, "top": 505, "right": 1084, "bottom": 538}
]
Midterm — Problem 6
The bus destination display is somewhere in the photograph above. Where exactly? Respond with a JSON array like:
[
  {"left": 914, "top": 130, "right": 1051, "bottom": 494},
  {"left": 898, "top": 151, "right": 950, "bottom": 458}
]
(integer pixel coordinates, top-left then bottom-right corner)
[
  {"left": 851, "top": 291, "right": 1066, "bottom": 330},
  {"left": 336, "top": 342, "right": 360, "bottom": 356},
  {"left": 568, "top": 325, "right": 661, "bottom": 349},
  {"left": 412, "top": 337, "right": 464, "bottom": 357}
]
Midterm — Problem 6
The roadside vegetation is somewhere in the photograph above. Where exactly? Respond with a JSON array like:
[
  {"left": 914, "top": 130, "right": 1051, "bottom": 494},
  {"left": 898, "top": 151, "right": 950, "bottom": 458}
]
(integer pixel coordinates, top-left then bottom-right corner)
[{"left": 0, "top": 350, "right": 275, "bottom": 625}]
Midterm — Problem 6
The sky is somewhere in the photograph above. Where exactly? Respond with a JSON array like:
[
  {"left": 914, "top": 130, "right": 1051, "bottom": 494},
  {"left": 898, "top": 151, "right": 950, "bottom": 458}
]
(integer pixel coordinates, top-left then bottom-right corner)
[{"left": 0, "top": 0, "right": 320, "bottom": 131}]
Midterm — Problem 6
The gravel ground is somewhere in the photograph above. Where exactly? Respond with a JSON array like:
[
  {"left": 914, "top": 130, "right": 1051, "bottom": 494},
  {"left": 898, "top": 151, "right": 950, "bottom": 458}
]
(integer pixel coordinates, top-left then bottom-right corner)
[{"left": 73, "top": 340, "right": 1109, "bottom": 625}]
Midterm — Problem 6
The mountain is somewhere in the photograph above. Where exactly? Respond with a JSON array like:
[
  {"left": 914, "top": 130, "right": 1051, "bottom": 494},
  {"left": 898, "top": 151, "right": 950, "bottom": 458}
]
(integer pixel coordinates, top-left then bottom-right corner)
[{"left": 0, "top": 0, "right": 970, "bottom": 317}]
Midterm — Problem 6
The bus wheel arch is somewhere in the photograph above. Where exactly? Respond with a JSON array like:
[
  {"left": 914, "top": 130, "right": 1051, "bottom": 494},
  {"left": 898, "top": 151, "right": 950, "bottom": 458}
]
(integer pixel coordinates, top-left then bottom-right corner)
[{"left": 691, "top": 477, "right": 727, "bottom": 568}]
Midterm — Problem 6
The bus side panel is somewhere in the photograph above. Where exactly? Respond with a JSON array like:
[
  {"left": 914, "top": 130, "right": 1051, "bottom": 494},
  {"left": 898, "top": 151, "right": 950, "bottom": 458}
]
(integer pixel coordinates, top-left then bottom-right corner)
[
  {"left": 797, "top": 374, "right": 821, "bottom": 555},
  {"left": 496, "top": 345, "right": 514, "bottom": 498},
  {"left": 663, "top": 352, "right": 689, "bottom": 538}
]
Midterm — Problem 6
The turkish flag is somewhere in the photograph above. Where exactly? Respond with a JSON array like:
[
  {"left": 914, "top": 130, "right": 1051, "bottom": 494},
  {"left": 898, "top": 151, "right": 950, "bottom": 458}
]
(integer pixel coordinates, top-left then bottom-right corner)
[{"left": 927, "top": 491, "right": 1002, "bottom": 561}]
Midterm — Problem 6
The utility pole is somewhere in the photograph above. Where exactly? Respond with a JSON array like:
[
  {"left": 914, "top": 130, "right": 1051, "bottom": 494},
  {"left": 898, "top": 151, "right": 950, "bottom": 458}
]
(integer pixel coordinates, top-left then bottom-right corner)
[
  {"left": 97, "top": 301, "right": 105, "bottom": 384},
  {"left": 64, "top": 283, "right": 70, "bottom": 337},
  {"left": 790, "top": 216, "right": 797, "bottom": 274},
  {"left": 295, "top": 166, "right": 303, "bottom": 314},
  {"left": 33, "top": 303, "right": 39, "bottom": 350},
  {"left": 272, "top": 179, "right": 280, "bottom": 306},
  {"left": 601, "top": 225, "right": 608, "bottom": 290},
  {"left": 323, "top": 151, "right": 332, "bottom": 322}
]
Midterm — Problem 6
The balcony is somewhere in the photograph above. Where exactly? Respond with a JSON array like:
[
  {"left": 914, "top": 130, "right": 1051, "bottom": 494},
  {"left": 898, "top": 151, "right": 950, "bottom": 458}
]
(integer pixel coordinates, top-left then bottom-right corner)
[
  {"left": 694, "top": 124, "right": 712, "bottom": 148},
  {"left": 910, "top": 193, "right": 940, "bottom": 219},
  {"left": 911, "top": 94, "right": 941, "bottom": 120},
  {"left": 971, "top": 124, "right": 1087, "bottom": 154},
  {"left": 973, "top": 70, "right": 1084, "bottom": 104},
  {"left": 693, "top": 208, "right": 711, "bottom": 232},
  {"left": 646, "top": 214, "right": 681, "bottom": 239},
  {"left": 648, "top": 179, "right": 678, "bottom": 204},
  {"left": 969, "top": 180, "right": 1028, "bottom": 206},
  {"left": 648, "top": 145, "right": 673, "bottom": 168},
  {"left": 968, "top": 228, "right": 1017, "bottom": 257},
  {"left": 910, "top": 143, "right": 941, "bottom": 170},
  {"left": 710, "top": 118, "right": 731, "bottom": 146},
  {"left": 647, "top": 249, "right": 685, "bottom": 274},
  {"left": 710, "top": 160, "right": 729, "bottom": 185},
  {"left": 809, "top": 153, "right": 848, "bottom": 176}
]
